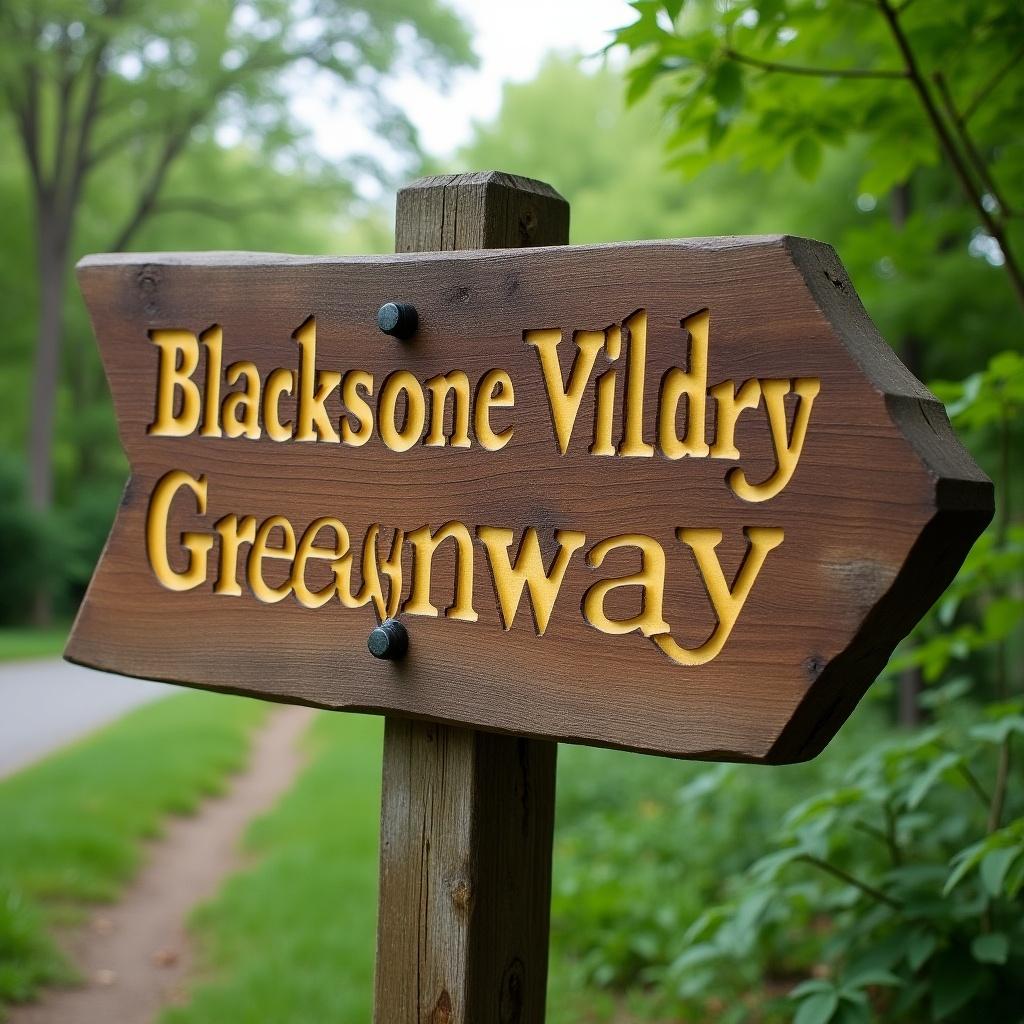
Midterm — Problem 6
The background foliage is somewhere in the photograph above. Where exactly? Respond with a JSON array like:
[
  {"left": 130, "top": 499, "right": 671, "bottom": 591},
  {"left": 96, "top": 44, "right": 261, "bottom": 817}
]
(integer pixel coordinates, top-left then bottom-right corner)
[{"left": 0, "top": 0, "right": 1021, "bottom": 1021}]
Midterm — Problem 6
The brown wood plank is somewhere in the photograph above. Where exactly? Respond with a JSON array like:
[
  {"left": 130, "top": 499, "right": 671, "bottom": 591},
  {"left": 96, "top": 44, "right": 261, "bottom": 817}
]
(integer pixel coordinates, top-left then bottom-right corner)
[
  {"left": 374, "top": 172, "right": 564, "bottom": 1024},
  {"left": 68, "top": 231, "right": 991, "bottom": 761}
]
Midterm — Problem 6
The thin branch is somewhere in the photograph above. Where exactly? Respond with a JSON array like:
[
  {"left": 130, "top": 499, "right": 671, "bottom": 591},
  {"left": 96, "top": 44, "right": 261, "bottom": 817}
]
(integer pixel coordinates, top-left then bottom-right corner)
[
  {"left": 933, "top": 72, "right": 1013, "bottom": 219},
  {"left": 963, "top": 47, "right": 1024, "bottom": 123},
  {"left": 107, "top": 110, "right": 207, "bottom": 251},
  {"left": 799, "top": 855, "right": 904, "bottom": 910},
  {"left": 877, "top": 0, "right": 1024, "bottom": 312},
  {"left": 957, "top": 762, "right": 993, "bottom": 810},
  {"left": 151, "top": 196, "right": 268, "bottom": 222},
  {"left": 85, "top": 120, "right": 175, "bottom": 171},
  {"left": 852, "top": 821, "right": 890, "bottom": 845},
  {"left": 3, "top": 82, "right": 45, "bottom": 196},
  {"left": 52, "top": 26, "right": 77, "bottom": 191},
  {"left": 988, "top": 739, "right": 1011, "bottom": 833},
  {"left": 723, "top": 47, "right": 908, "bottom": 80},
  {"left": 883, "top": 803, "right": 902, "bottom": 867}
]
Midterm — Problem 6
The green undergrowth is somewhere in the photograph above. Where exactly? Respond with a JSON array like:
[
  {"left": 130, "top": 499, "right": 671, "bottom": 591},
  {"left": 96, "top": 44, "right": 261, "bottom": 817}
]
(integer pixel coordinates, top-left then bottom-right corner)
[
  {"left": 0, "top": 690, "right": 267, "bottom": 1018},
  {"left": 0, "top": 628, "right": 68, "bottom": 664},
  {"left": 161, "top": 711, "right": 383, "bottom": 1024}
]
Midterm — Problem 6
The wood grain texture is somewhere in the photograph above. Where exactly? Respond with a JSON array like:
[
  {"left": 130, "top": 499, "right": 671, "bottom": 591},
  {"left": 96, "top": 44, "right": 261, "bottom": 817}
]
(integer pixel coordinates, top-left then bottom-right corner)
[
  {"left": 376, "top": 720, "right": 556, "bottom": 1023},
  {"left": 68, "top": 222, "right": 991, "bottom": 763},
  {"left": 374, "top": 172, "right": 562, "bottom": 1024}
]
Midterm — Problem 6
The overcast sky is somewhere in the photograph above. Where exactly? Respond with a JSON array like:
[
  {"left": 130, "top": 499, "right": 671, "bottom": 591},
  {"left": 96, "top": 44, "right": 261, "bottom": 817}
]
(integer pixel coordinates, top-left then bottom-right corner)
[{"left": 289, "top": 0, "right": 629, "bottom": 180}]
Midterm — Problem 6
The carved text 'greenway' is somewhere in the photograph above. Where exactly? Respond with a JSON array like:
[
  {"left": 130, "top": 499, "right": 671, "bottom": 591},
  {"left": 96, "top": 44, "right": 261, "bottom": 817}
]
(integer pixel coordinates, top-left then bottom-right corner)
[{"left": 147, "top": 470, "right": 783, "bottom": 667}]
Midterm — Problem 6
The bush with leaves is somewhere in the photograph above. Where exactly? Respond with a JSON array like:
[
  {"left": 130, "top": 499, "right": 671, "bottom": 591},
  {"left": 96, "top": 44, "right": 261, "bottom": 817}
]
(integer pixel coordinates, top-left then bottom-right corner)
[{"left": 637, "top": 353, "right": 1023, "bottom": 1024}]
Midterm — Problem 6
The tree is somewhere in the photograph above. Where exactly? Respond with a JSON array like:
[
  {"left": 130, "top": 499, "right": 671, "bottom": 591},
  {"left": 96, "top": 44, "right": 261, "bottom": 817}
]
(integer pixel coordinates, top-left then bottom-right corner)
[
  {"left": 610, "top": 0, "right": 1024, "bottom": 313},
  {"left": 611, "top": 0, "right": 1023, "bottom": 723},
  {"left": 0, "top": 0, "right": 475, "bottom": 617}
]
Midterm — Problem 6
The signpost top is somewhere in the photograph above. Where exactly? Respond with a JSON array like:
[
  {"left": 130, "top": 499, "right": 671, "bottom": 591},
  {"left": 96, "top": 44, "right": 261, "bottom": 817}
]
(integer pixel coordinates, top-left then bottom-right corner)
[{"left": 68, "top": 225, "right": 991, "bottom": 763}]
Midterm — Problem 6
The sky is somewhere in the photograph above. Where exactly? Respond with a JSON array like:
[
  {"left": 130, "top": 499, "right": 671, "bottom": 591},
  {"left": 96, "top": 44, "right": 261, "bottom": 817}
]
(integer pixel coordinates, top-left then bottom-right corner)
[{"left": 289, "top": 0, "right": 629, "bottom": 186}]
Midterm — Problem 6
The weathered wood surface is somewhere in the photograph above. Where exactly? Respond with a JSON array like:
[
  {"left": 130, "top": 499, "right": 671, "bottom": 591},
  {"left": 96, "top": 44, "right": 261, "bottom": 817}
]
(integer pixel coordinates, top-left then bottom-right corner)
[
  {"left": 374, "top": 172, "right": 561, "bottom": 1024},
  {"left": 376, "top": 719, "right": 557, "bottom": 1024},
  {"left": 68, "top": 194, "right": 991, "bottom": 763}
]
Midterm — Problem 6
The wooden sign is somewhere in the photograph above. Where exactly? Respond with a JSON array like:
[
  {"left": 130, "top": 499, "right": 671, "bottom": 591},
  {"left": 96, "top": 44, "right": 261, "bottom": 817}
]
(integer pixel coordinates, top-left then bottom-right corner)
[{"left": 68, "top": 235, "right": 991, "bottom": 762}]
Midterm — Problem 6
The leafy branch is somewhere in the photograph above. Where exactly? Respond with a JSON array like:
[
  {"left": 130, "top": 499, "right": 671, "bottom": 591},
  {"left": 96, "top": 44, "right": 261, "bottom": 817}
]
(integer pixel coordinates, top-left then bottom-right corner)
[
  {"left": 721, "top": 47, "right": 907, "bottom": 80},
  {"left": 875, "top": 0, "right": 1024, "bottom": 312},
  {"left": 963, "top": 46, "right": 1024, "bottom": 121},
  {"left": 798, "top": 854, "right": 904, "bottom": 910}
]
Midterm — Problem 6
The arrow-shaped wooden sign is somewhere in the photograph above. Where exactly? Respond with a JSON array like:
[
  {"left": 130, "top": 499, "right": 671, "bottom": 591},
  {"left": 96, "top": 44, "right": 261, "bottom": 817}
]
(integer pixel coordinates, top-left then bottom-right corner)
[{"left": 68, "top": 235, "right": 991, "bottom": 762}]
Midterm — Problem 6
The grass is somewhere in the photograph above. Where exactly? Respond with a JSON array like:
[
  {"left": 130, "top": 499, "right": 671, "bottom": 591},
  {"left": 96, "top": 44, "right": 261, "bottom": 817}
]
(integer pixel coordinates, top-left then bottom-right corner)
[
  {"left": 0, "top": 627, "right": 68, "bottom": 663},
  {"left": 159, "top": 714, "right": 839, "bottom": 1023},
  {"left": 162, "top": 712, "right": 383, "bottom": 1024},
  {"left": 0, "top": 690, "right": 267, "bottom": 1017}
]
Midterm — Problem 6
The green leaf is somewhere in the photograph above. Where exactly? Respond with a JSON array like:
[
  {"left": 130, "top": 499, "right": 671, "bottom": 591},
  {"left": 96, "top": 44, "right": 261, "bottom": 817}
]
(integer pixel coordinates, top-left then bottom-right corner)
[
  {"left": 980, "top": 846, "right": 1020, "bottom": 897},
  {"left": 930, "top": 954, "right": 985, "bottom": 1020},
  {"left": 906, "top": 751, "right": 960, "bottom": 809},
  {"left": 842, "top": 968, "right": 903, "bottom": 990},
  {"left": 711, "top": 60, "right": 743, "bottom": 108},
  {"left": 982, "top": 598, "right": 1024, "bottom": 641},
  {"left": 791, "top": 979, "right": 836, "bottom": 998},
  {"left": 751, "top": 846, "right": 805, "bottom": 882},
  {"left": 662, "top": 0, "right": 684, "bottom": 19},
  {"left": 793, "top": 137, "right": 822, "bottom": 180},
  {"left": 907, "top": 928, "right": 937, "bottom": 972},
  {"left": 794, "top": 989, "right": 840, "bottom": 1024},
  {"left": 970, "top": 715, "right": 1024, "bottom": 745},
  {"left": 945, "top": 839, "right": 986, "bottom": 895},
  {"left": 971, "top": 932, "right": 1008, "bottom": 965}
]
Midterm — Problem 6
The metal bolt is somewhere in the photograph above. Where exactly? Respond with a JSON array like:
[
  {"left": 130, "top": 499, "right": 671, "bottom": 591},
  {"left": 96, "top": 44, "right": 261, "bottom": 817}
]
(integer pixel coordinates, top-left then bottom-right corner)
[
  {"left": 377, "top": 302, "right": 418, "bottom": 340},
  {"left": 368, "top": 618, "right": 409, "bottom": 660}
]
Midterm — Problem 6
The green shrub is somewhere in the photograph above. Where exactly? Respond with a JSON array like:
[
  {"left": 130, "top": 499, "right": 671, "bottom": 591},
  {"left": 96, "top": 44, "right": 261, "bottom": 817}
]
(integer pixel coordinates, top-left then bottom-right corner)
[
  {"left": 0, "top": 455, "right": 46, "bottom": 624},
  {"left": 549, "top": 353, "right": 1023, "bottom": 1023}
]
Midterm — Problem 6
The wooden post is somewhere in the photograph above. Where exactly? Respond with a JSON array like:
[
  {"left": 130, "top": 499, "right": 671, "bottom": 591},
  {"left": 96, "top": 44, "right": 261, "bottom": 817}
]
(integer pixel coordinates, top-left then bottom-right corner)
[{"left": 373, "top": 172, "right": 569, "bottom": 1023}]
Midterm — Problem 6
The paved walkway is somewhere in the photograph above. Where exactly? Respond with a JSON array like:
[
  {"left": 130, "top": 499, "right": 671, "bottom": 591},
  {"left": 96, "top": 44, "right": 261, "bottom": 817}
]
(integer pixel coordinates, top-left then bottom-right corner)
[
  {"left": 0, "top": 659, "right": 173, "bottom": 778},
  {"left": 7, "top": 705, "right": 316, "bottom": 1024}
]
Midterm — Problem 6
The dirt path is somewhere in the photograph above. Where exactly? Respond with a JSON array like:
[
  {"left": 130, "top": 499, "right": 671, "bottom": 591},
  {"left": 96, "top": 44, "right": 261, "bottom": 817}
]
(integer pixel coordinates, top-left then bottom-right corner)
[{"left": 10, "top": 703, "right": 317, "bottom": 1024}]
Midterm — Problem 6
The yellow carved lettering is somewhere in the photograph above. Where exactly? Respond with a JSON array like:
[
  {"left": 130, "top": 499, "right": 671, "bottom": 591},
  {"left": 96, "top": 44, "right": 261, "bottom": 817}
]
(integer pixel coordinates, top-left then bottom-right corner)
[
  {"left": 709, "top": 379, "right": 762, "bottom": 459},
  {"left": 292, "top": 517, "right": 349, "bottom": 609},
  {"left": 199, "top": 326, "right": 223, "bottom": 438},
  {"left": 658, "top": 310, "right": 711, "bottom": 459},
  {"left": 478, "top": 526, "right": 586, "bottom": 634},
  {"left": 263, "top": 367, "right": 295, "bottom": 442},
  {"left": 293, "top": 317, "right": 340, "bottom": 443},
  {"left": 526, "top": 327, "right": 605, "bottom": 455},
  {"left": 652, "top": 526, "right": 784, "bottom": 665},
  {"left": 425, "top": 371, "right": 472, "bottom": 448},
  {"left": 146, "top": 470, "right": 212, "bottom": 590},
  {"left": 247, "top": 515, "right": 296, "bottom": 603},
  {"left": 583, "top": 534, "right": 670, "bottom": 637},
  {"left": 213, "top": 514, "right": 256, "bottom": 596},
  {"left": 341, "top": 370, "right": 374, "bottom": 446},
  {"left": 404, "top": 522, "right": 478, "bottom": 622},
  {"left": 379, "top": 371, "right": 426, "bottom": 452},
  {"left": 620, "top": 310, "right": 654, "bottom": 457},
  {"left": 475, "top": 369, "right": 515, "bottom": 451},
  {"left": 222, "top": 361, "right": 262, "bottom": 439},
  {"left": 148, "top": 330, "right": 201, "bottom": 437},
  {"left": 728, "top": 378, "right": 820, "bottom": 502}
]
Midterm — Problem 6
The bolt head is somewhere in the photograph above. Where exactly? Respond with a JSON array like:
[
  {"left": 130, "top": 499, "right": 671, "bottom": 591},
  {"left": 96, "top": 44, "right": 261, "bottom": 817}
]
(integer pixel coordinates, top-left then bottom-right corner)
[
  {"left": 368, "top": 618, "right": 409, "bottom": 660},
  {"left": 377, "top": 302, "right": 418, "bottom": 340}
]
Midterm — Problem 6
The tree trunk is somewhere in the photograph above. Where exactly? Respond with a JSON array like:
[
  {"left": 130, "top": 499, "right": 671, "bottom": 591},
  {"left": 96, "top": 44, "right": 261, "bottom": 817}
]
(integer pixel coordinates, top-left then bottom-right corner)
[{"left": 27, "top": 209, "right": 69, "bottom": 625}]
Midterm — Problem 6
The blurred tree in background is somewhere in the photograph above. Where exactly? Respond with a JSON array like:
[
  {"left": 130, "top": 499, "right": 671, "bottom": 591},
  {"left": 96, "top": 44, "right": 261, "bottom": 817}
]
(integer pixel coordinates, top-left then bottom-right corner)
[
  {"left": 0, "top": 0, "right": 474, "bottom": 621},
  {"left": 0, "top": 1, "right": 1020, "bottom": 1019},
  {"left": 445, "top": 7, "right": 1023, "bottom": 1020}
]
